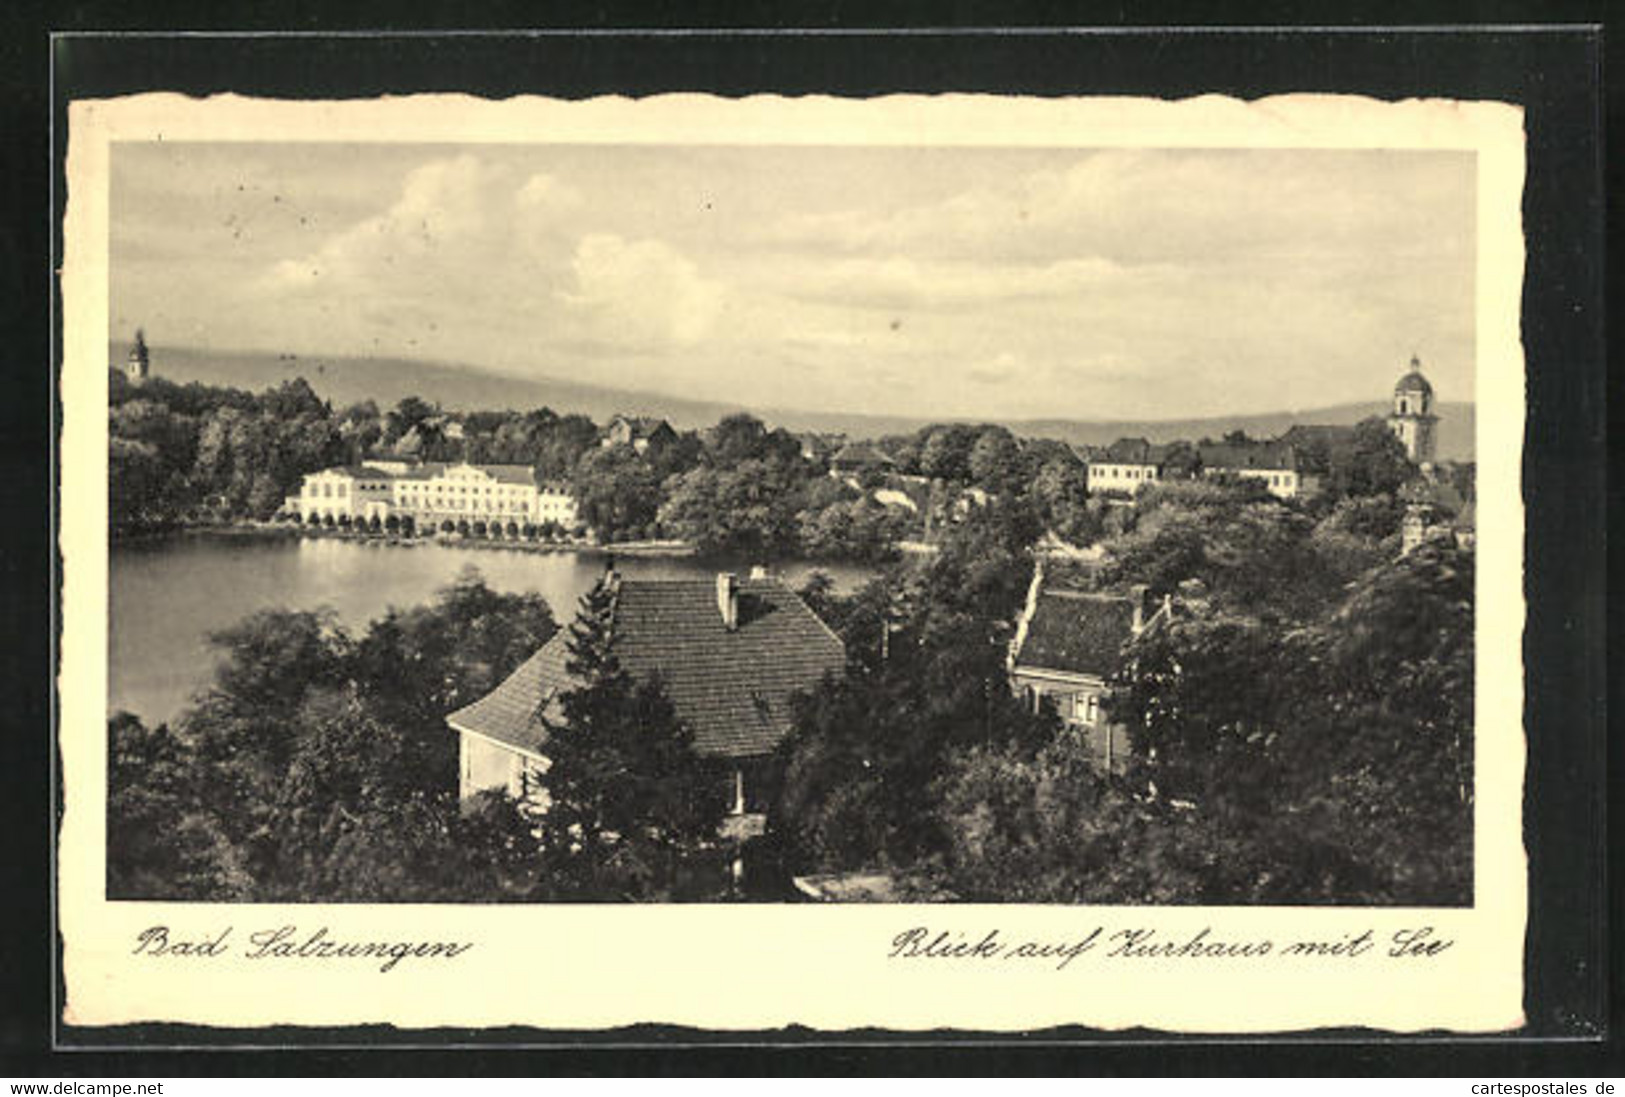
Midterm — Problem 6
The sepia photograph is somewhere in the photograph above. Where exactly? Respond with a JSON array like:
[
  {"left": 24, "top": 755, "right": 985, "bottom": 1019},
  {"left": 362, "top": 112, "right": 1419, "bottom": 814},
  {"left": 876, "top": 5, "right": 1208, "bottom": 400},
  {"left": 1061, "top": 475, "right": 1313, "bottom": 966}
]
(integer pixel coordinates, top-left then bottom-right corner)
[
  {"left": 58, "top": 89, "right": 1528, "bottom": 1033},
  {"left": 102, "top": 138, "right": 1478, "bottom": 907}
]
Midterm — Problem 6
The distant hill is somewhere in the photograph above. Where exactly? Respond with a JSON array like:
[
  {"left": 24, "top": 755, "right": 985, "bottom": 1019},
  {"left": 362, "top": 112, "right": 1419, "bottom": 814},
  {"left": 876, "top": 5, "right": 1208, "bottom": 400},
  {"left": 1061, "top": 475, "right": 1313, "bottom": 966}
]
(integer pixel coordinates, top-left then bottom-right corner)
[{"left": 119, "top": 343, "right": 1475, "bottom": 462}]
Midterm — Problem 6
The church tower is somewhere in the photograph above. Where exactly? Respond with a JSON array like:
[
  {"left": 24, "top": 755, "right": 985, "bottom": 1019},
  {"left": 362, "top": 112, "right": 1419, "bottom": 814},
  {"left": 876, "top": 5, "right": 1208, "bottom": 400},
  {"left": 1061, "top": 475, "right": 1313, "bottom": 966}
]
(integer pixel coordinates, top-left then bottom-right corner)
[
  {"left": 1387, "top": 354, "right": 1439, "bottom": 466},
  {"left": 124, "top": 329, "right": 150, "bottom": 385}
]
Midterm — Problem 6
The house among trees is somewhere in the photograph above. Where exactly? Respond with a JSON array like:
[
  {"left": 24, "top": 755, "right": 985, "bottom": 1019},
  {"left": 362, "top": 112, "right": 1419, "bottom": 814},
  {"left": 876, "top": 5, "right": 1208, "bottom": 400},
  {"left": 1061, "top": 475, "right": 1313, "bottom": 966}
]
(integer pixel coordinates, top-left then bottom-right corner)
[
  {"left": 1007, "top": 563, "right": 1174, "bottom": 774},
  {"left": 600, "top": 414, "right": 678, "bottom": 453},
  {"left": 1196, "top": 440, "right": 1316, "bottom": 499},
  {"left": 1083, "top": 437, "right": 1169, "bottom": 494},
  {"left": 1398, "top": 475, "right": 1469, "bottom": 555},
  {"left": 828, "top": 440, "right": 897, "bottom": 478},
  {"left": 446, "top": 569, "right": 846, "bottom": 831}
]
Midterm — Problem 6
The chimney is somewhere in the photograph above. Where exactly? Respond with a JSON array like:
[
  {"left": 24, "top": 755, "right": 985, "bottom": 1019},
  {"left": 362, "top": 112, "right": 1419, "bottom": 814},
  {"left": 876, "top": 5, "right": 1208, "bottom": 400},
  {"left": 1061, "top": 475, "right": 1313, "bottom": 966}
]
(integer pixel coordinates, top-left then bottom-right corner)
[
  {"left": 716, "top": 572, "right": 738, "bottom": 631},
  {"left": 1129, "top": 583, "right": 1149, "bottom": 633},
  {"left": 749, "top": 564, "right": 770, "bottom": 581}
]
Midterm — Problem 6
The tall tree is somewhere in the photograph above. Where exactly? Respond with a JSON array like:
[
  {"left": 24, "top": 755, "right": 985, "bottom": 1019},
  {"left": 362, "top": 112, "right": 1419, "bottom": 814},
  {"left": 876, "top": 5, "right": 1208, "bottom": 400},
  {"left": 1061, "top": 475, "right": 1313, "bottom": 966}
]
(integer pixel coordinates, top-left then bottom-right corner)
[{"left": 537, "top": 581, "right": 727, "bottom": 900}]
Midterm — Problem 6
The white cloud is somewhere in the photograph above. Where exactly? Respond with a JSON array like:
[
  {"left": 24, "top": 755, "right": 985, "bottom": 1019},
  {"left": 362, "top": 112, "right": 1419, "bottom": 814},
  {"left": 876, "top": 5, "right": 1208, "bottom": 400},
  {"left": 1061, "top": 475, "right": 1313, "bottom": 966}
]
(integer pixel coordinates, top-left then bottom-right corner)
[
  {"left": 767, "top": 149, "right": 1474, "bottom": 270},
  {"left": 266, "top": 154, "right": 583, "bottom": 296},
  {"left": 561, "top": 234, "right": 724, "bottom": 347}
]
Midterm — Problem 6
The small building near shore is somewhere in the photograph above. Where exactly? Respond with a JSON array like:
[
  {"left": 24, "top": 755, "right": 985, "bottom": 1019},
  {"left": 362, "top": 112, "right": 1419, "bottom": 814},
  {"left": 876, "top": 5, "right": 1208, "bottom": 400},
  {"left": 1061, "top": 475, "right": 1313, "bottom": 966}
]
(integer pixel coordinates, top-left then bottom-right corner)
[{"left": 445, "top": 570, "right": 846, "bottom": 828}]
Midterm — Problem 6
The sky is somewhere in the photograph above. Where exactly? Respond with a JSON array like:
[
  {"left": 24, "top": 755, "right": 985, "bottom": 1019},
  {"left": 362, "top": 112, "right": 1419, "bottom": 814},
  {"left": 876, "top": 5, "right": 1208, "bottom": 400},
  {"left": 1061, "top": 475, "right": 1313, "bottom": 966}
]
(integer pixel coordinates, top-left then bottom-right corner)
[{"left": 109, "top": 142, "right": 1476, "bottom": 421}]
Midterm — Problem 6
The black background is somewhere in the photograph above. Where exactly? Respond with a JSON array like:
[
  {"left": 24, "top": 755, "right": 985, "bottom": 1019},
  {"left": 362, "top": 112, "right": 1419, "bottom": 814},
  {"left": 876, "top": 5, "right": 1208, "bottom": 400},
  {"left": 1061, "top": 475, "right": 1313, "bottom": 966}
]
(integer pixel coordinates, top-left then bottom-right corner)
[{"left": 2, "top": 5, "right": 1613, "bottom": 1077}]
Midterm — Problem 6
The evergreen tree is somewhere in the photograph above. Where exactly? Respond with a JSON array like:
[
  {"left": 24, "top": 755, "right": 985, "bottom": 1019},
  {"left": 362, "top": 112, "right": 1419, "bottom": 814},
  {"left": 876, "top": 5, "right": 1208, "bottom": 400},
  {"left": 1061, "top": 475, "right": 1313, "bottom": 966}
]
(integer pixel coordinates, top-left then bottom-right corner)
[{"left": 537, "top": 580, "right": 727, "bottom": 900}]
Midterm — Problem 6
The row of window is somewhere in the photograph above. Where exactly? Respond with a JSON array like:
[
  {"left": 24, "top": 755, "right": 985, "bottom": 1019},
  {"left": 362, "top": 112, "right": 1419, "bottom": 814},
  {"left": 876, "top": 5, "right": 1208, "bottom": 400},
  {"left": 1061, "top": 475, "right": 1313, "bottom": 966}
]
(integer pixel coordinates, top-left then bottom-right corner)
[
  {"left": 1090, "top": 465, "right": 1158, "bottom": 481},
  {"left": 304, "top": 479, "right": 391, "bottom": 497}
]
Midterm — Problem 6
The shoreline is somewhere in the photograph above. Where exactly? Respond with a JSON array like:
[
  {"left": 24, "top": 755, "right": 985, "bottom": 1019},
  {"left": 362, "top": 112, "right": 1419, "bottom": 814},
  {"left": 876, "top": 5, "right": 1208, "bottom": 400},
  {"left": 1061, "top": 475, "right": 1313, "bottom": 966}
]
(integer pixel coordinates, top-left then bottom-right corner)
[
  {"left": 110, "top": 520, "right": 933, "bottom": 571},
  {"left": 113, "top": 520, "right": 702, "bottom": 559}
]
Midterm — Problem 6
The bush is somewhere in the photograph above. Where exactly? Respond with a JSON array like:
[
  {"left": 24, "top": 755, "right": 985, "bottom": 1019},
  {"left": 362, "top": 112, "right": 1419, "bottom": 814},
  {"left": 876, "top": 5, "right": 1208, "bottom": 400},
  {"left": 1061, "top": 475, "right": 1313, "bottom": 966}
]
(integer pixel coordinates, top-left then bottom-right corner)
[
  {"left": 322, "top": 514, "right": 335, "bottom": 529},
  {"left": 506, "top": 521, "right": 519, "bottom": 538},
  {"left": 401, "top": 516, "right": 415, "bottom": 536},
  {"left": 385, "top": 515, "right": 400, "bottom": 533},
  {"left": 367, "top": 516, "right": 382, "bottom": 534},
  {"left": 441, "top": 519, "right": 455, "bottom": 533},
  {"left": 456, "top": 520, "right": 470, "bottom": 536},
  {"left": 338, "top": 514, "right": 352, "bottom": 529},
  {"left": 472, "top": 521, "right": 488, "bottom": 537}
]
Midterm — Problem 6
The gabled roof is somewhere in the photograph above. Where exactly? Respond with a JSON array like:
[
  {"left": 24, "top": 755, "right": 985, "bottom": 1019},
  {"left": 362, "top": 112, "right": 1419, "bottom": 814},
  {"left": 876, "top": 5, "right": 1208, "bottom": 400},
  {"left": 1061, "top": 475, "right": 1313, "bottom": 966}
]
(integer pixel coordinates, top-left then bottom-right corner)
[
  {"left": 830, "top": 441, "right": 896, "bottom": 467},
  {"left": 1012, "top": 590, "right": 1138, "bottom": 678},
  {"left": 1096, "top": 437, "right": 1166, "bottom": 465},
  {"left": 607, "top": 414, "right": 675, "bottom": 439},
  {"left": 1197, "top": 442, "right": 1299, "bottom": 472},
  {"left": 446, "top": 576, "right": 846, "bottom": 760}
]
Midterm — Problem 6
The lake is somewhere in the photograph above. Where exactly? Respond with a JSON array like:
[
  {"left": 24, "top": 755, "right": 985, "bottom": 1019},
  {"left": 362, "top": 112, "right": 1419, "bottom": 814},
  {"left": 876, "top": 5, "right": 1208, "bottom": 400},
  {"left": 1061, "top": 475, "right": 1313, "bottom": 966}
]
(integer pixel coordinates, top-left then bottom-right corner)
[{"left": 109, "top": 534, "right": 876, "bottom": 725}]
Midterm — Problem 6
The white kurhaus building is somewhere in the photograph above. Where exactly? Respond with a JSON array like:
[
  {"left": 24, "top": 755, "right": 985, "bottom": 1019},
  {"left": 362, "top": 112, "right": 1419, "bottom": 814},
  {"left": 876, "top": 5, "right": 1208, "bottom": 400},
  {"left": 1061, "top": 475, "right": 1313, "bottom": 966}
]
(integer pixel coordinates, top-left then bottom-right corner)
[{"left": 295, "top": 460, "right": 579, "bottom": 529}]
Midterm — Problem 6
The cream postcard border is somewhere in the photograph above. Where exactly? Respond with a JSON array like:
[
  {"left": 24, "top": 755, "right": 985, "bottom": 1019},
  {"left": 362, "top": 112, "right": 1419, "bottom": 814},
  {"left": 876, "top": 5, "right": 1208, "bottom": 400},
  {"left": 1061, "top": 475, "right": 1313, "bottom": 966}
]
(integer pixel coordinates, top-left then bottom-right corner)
[{"left": 60, "top": 92, "right": 1527, "bottom": 1034}]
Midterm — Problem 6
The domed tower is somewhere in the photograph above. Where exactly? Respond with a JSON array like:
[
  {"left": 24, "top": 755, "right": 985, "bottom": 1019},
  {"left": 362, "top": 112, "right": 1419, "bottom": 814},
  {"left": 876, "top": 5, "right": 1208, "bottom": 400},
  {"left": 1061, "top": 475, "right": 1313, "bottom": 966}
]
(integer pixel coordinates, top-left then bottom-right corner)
[
  {"left": 124, "top": 329, "right": 151, "bottom": 385},
  {"left": 1387, "top": 354, "right": 1439, "bottom": 466}
]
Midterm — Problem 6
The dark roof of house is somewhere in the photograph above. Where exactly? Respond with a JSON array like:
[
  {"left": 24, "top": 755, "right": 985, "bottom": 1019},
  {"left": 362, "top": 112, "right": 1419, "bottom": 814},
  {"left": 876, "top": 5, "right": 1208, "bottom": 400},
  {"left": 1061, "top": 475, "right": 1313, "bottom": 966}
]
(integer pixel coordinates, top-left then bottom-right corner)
[
  {"left": 1096, "top": 437, "right": 1168, "bottom": 465},
  {"left": 1197, "top": 442, "right": 1299, "bottom": 472},
  {"left": 1012, "top": 590, "right": 1138, "bottom": 678},
  {"left": 608, "top": 415, "right": 675, "bottom": 438},
  {"left": 830, "top": 441, "right": 896, "bottom": 467},
  {"left": 446, "top": 576, "right": 846, "bottom": 760}
]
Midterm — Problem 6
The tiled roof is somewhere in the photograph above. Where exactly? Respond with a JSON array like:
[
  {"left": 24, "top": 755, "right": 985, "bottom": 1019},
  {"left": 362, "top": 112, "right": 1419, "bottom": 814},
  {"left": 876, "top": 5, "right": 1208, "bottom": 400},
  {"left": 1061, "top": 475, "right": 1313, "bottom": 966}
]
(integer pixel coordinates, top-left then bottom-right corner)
[
  {"left": 1099, "top": 437, "right": 1163, "bottom": 465},
  {"left": 447, "top": 577, "right": 846, "bottom": 760},
  {"left": 1198, "top": 442, "right": 1299, "bottom": 472},
  {"left": 444, "top": 632, "right": 573, "bottom": 756},
  {"left": 830, "top": 442, "right": 895, "bottom": 467},
  {"left": 1013, "top": 590, "right": 1137, "bottom": 678}
]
